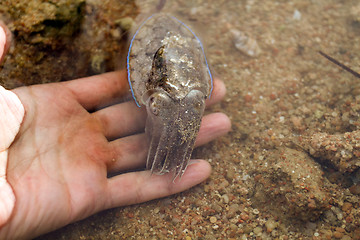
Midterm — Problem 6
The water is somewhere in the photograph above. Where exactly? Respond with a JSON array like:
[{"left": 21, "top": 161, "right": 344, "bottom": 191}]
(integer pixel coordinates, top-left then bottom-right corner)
[{"left": 3, "top": 0, "right": 357, "bottom": 238}]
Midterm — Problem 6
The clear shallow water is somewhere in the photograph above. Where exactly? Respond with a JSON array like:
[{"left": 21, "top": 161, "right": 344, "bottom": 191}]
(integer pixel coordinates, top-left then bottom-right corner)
[{"left": 13, "top": 0, "right": 357, "bottom": 238}]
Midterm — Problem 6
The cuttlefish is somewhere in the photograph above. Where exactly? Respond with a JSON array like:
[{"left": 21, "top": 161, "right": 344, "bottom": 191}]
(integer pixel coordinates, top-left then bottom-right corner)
[{"left": 127, "top": 13, "right": 213, "bottom": 179}]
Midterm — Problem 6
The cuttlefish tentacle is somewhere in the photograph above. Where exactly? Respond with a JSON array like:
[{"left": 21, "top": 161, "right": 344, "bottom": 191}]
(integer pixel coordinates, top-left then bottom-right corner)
[
  {"left": 151, "top": 125, "right": 173, "bottom": 174},
  {"left": 145, "top": 88, "right": 205, "bottom": 178},
  {"left": 145, "top": 124, "right": 162, "bottom": 173},
  {"left": 171, "top": 136, "right": 194, "bottom": 180},
  {"left": 176, "top": 131, "right": 198, "bottom": 179}
]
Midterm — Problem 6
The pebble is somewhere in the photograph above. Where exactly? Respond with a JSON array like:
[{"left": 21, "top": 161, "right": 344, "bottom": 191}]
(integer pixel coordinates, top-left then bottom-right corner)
[
  {"left": 331, "top": 207, "right": 343, "bottom": 221},
  {"left": 240, "top": 212, "right": 249, "bottom": 221},
  {"left": 265, "top": 219, "right": 278, "bottom": 232},
  {"left": 230, "top": 223, "right": 237, "bottom": 231},
  {"left": 110, "top": 29, "right": 121, "bottom": 39},
  {"left": 293, "top": 9, "right": 302, "bottom": 20},
  {"left": 222, "top": 194, "right": 230, "bottom": 204},
  {"left": 253, "top": 226, "right": 263, "bottom": 236},
  {"left": 229, "top": 203, "right": 239, "bottom": 211},
  {"left": 342, "top": 202, "right": 352, "bottom": 212},
  {"left": 90, "top": 53, "right": 105, "bottom": 73},
  {"left": 212, "top": 203, "right": 222, "bottom": 213},
  {"left": 115, "top": 17, "right": 134, "bottom": 31},
  {"left": 243, "top": 225, "right": 252, "bottom": 234},
  {"left": 220, "top": 179, "right": 230, "bottom": 188},
  {"left": 291, "top": 116, "right": 303, "bottom": 130},
  {"left": 349, "top": 183, "right": 360, "bottom": 195},
  {"left": 149, "top": 218, "right": 157, "bottom": 227},
  {"left": 226, "top": 168, "right": 236, "bottom": 181},
  {"left": 210, "top": 216, "right": 217, "bottom": 223},
  {"left": 231, "top": 29, "right": 261, "bottom": 57},
  {"left": 335, "top": 227, "right": 345, "bottom": 233},
  {"left": 227, "top": 204, "right": 239, "bottom": 218},
  {"left": 333, "top": 231, "right": 343, "bottom": 239}
]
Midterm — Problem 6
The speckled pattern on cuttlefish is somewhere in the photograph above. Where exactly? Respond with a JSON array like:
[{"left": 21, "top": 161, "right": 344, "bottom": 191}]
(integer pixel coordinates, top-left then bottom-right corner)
[{"left": 127, "top": 13, "right": 213, "bottom": 179}]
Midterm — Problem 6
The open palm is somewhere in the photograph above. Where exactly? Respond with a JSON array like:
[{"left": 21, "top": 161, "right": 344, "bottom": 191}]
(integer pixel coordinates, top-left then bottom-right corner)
[{"left": 0, "top": 69, "right": 230, "bottom": 239}]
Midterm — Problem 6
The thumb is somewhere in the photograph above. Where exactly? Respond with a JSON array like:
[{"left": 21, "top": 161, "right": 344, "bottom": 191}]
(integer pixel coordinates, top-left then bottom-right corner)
[{"left": 0, "top": 22, "right": 11, "bottom": 64}]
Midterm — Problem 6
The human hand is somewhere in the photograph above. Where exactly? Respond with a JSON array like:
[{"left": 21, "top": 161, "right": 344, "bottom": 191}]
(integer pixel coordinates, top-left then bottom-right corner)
[{"left": 0, "top": 29, "right": 231, "bottom": 239}]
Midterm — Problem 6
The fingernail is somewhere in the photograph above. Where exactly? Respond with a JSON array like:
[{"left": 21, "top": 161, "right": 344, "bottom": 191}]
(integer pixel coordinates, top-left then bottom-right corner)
[{"left": 188, "top": 159, "right": 201, "bottom": 166}]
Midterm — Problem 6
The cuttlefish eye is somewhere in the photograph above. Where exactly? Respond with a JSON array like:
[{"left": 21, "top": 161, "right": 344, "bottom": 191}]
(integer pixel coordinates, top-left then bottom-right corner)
[
  {"left": 146, "top": 91, "right": 172, "bottom": 117},
  {"left": 149, "top": 96, "right": 159, "bottom": 116}
]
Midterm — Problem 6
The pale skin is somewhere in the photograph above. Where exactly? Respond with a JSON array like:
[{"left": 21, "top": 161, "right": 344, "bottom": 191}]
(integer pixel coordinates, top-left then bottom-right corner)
[{"left": 0, "top": 24, "right": 231, "bottom": 239}]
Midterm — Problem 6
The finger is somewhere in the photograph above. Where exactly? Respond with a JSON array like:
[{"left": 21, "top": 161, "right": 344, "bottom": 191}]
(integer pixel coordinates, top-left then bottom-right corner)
[
  {"left": 105, "top": 159, "right": 211, "bottom": 208},
  {"left": 194, "top": 112, "right": 231, "bottom": 146},
  {"left": 94, "top": 101, "right": 146, "bottom": 140},
  {"left": 96, "top": 78, "right": 226, "bottom": 139},
  {"left": 0, "top": 26, "right": 5, "bottom": 62},
  {"left": 206, "top": 77, "right": 226, "bottom": 107},
  {"left": 0, "top": 22, "right": 11, "bottom": 64},
  {"left": 107, "top": 112, "right": 230, "bottom": 172},
  {"left": 62, "top": 70, "right": 130, "bottom": 110},
  {"left": 107, "top": 133, "right": 148, "bottom": 172}
]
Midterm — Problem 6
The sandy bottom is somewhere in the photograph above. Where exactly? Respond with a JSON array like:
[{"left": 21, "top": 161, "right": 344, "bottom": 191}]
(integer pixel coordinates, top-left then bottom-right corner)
[{"left": 29, "top": 0, "right": 360, "bottom": 239}]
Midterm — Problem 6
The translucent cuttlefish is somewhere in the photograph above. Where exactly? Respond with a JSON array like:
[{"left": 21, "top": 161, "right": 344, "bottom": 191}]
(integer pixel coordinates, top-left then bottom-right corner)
[{"left": 127, "top": 13, "right": 213, "bottom": 179}]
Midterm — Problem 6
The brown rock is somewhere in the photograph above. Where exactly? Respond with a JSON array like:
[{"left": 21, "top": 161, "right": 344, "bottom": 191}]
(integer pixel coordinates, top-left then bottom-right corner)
[
  {"left": 333, "top": 231, "right": 343, "bottom": 239},
  {"left": 342, "top": 202, "right": 353, "bottom": 212},
  {"left": 252, "top": 147, "right": 330, "bottom": 221},
  {"left": 349, "top": 184, "right": 360, "bottom": 195}
]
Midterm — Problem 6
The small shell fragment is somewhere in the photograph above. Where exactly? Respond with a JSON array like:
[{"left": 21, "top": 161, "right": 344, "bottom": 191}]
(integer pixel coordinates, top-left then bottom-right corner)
[
  {"left": 293, "top": 9, "right": 302, "bottom": 21},
  {"left": 231, "top": 29, "right": 261, "bottom": 57}
]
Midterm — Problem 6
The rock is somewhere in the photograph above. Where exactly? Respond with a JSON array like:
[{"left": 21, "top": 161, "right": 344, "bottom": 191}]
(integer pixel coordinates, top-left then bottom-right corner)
[
  {"left": 227, "top": 204, "right": 239, "bottom": 218},
  {"left": 0, "top": 0, "right": 138, "bottom": 88},
  {"left": 115, "top": 17, "right": 134, "bottom": 31},
  {"left": 210, "top": 216, "right": 217, "bottom": 223},
  {"left": 253, "top": 226, "right": 263, "bottom": 236},
  {"left": 302, "top": 131, "right": 360, "bottom": 173},
  {"left": 230, "top": 29, "right": 261, "bottom": 57},
  {"left": 222, "top": 194, "right": 230, "bottom": 204},
  {"left": 349, "top": 183, "right": 360, "bottom": 195},
  {"left": 211, "top": 203, "right": 222, "bottom": 213},
  {"left": 226, "top": 168, "right": 236, "bottom": 181},
  {"left": 2, "top": 0, "right": 86, "bottom": 46},
  {"left": 342, "top": 202, "right": 353, "bottom": 212},
  {"left": 153, "top": 207, "right": 160, "bottom": 214},
  {"left": 265, "top": 219, "right": 278, "bottom": 232},
  {"left": 293, "top": 9, "right": 302, "bottom": 20},
  {"left": 333, "top": 231, "right": 343, "bottom": 239},
  {"left": 252, "top": 147, "right": 330, "bottom": 221}
]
